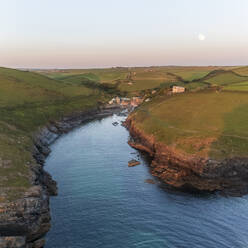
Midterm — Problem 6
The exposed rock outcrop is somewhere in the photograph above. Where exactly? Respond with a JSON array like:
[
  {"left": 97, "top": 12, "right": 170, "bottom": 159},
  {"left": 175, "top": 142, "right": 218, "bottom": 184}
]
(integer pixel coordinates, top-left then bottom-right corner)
[
  {"left": 125, "top": 116, "right": 248, "bottom": 196},
  {"left": 0, "top": 105, "right": 121, "bottom": 248},
  {"left": 128, "top": 159, "right": 140, "bottom": 167}
]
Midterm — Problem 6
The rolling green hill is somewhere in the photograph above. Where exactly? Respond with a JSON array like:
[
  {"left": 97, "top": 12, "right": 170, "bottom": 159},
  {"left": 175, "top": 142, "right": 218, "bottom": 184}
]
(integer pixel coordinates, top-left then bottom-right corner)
[
  {"left": 160, "top": 66, "right": 223, "bottom": 81},
  {"left": 199, "top": 70, "right": 248, "bottom": 86},
  {"left": 39, "top": 66, "right": 244, "bottom": 95},
  {"left": 117, "top": 69, "right": 180, "bottom": 93},
  {"left": 127, "top": 66, "right": 248, "bottom": 161},
  {"left": 40, "top": 68, "right": 129, "bottom": 84},
  {"left": 2, "top": 65, "right": 248, "bottom": 201},
  {"left": 130, "top": 90, "right": 248, "bottom": 160},
  {"left": 0, "top": 67, "right": 107, "bottom": 201},
  {"left": 58, "top": 73, "right": 100, "bottom": 83},
  {"left": 223, "top": 81, "right": 248, "bottom": 92},
  {"left": 233, "top": 66, "right": 248, "bottom": 76}
]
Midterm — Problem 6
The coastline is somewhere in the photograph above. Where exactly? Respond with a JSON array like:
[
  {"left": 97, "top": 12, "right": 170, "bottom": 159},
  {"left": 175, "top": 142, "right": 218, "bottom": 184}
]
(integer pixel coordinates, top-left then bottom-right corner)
[
  {"left": 125, "top": 115, "right": 248, "bottom": 196},
  {"left": 1, "top": 101, "right": 248, "bottom": 247},
  {"left": 0, "top": 104, "right": 122, "bottom": 248}
]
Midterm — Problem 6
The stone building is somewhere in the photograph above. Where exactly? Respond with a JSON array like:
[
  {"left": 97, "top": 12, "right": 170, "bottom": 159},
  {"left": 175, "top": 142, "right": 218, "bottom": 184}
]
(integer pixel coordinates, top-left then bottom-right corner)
[{"left": 172, "top": 86, "right": 185, "bottom": 93}]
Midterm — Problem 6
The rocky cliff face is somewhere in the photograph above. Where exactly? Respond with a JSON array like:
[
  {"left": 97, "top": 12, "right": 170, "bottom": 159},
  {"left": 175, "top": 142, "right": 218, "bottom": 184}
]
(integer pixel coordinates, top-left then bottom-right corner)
[
  {"left": 0, "top": 106, "right": 121, "bottom": 248},
  {"left": 125, "top": 116, "right": 248, "bottom": 196}
]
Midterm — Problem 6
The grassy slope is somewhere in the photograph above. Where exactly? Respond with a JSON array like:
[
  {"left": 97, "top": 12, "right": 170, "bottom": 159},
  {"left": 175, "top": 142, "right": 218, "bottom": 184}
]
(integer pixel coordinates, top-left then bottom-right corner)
[
  {"left": 224, "top": 81, "right": 248, "bottom": 91},
  {"left": 40, "top": 67, "right": 215, "bottom": 94},
  {"left": 202, "top": 70, "right": 248, "bottom": 86},
  {"left": 40, "top": 66, "right": 242, "bottom": 95},
  {"left": 3, "top": 65, "right": 248, "bottom": 201},
  {"left": 39, "top": 68, "right": 129, "bottom": 83},
  {"left": 131, "top": 90, "right": 248, "bottom": 160},
  {"left": 155, "top": 66, "right": 238, "bottom": 81},
  {"left": 192, "top": 69, "right": 248, "bottom": 91},
  {"left": 39, "top": 68, "right": 179, "bottom": 95},
  {"left": 0, "top": 68, "right": 106, "bottom": 201},
  {"left": 233, "top": 66, "right": 248, "bottom": 76},
  {"left": 7, "top": 65, "right": 247, "bottom": 191},
  {"left": 161, "top": 66, "right": 222, "bottom": 81},
  {"left": 126, "top": 66, "right": 248, "bottom": 160},
  {"left": 118, "top": 69, "right": 179, "bottom": 93}
]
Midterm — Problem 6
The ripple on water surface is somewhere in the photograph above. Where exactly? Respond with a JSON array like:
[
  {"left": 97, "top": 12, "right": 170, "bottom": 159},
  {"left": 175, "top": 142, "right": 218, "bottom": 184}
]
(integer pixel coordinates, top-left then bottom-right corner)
[{"left": 45, "top": 115, "right": 248, "bottom": 248}]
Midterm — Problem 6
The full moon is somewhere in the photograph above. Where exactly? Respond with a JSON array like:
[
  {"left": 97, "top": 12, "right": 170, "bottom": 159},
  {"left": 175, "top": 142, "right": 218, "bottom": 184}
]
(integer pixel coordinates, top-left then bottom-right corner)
[{"left": 198, "top": 33, "right": 206, "bottom": 41}]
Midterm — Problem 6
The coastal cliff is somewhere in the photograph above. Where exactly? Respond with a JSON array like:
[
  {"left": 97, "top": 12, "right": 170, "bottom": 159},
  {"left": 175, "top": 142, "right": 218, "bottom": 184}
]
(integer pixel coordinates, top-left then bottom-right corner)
[
  {"left": 125, "top": 116, "right": 248, "bottom": 196},
  {"left": 0, "top": 106, "right": 120, "bottom": 248}
]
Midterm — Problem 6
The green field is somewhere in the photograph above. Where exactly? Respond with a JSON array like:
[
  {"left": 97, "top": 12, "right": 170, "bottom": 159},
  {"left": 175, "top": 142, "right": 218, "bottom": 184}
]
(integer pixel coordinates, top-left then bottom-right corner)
[
  {"left": 39, "top": 66, "right": 245, "bottom": 94},
  {"left": 200, "top": 70, "right": 248, "bottom": 86},
  {"left": 39, "top": 67, "right": 177, "bottom": 93},
  {"left": 0, "top": 67, "right": 109, "bottom": 201},
  {"left": 39, "top": 68, "right": 129, "bottom": 84},
  {"left": 233, "top": 66, "right": 248, "bottom": 76},
  {"left": 117, "top": 69, "right": 179, "bottom": 93},
  {"left": 224, "top": 81, "right": 248, "bottom": 91},
  {"left": 130, "top": 90, "right": 248, "bottom": 160},
  {"left": 159, "top": 66, "right": 224, "bottom": 81},
  {"left": 2, "top": 65, "right": 248, "bottom": 201}
]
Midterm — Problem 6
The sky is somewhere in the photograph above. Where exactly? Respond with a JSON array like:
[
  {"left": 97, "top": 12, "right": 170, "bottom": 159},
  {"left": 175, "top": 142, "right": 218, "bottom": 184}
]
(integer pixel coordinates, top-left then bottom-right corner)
[{"left": 0, "top": 0, "right": 247, "bottom": 68}]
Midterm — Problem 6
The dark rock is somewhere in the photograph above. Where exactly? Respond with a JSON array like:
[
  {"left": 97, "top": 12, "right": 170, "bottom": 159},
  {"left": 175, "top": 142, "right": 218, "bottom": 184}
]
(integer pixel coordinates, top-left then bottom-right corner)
[
  {"left": 145, "top": 179, "right": 155, "bottom": 184},
  {"left": 0, "top": 105, "right": 122, "bottom": 248},
  {"left": 126, "top": 115, "right": 248, "bottom": 196},
  {"left": 31, "top": 238, "right": 45, "bottom": 248},
  {"left": 0, "top": 236, "right": 26, "bottom": 248},
  {"left": 43, "top": 171, "right": 58, "bottom": 196},
  {"left": 128, "top": 159, "right": 140, "bottom": 167}
]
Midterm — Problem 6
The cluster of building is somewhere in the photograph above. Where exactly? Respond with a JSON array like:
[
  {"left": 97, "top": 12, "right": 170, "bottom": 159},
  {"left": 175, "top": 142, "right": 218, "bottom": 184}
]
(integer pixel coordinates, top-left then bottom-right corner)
[
  {"left": 108, "top": 86, "right": 185, "bottom": 108},
  {"left": 108, "top": 96, "right": 143, "bottom": 107}
]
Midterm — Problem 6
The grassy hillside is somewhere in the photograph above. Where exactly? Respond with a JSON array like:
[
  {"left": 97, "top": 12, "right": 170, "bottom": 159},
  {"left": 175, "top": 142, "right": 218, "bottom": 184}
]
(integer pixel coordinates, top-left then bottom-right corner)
[
  {"left": 199, "top": 70, "right": 248, "bottom": 86},
  {"left": 39, "top": 66, "right": 244, "bottom": 95},
  {"left": 190, "top": 69, "right": 248, "bottom": 92},
  {"left": 160, "top": 66, "right": 225, "bottom": 81},
  {"left": 0, "top": 68, "right": 107, "bottom": 201},
  {"left": 39, "top": 68, "right": 129, "bottom": 84},
  {"left": 233, "top": 66, "right": 248, "bottom": 76},
  {"left": 130, "top": 90, "right": 248, "bottom": 160},
  {"left": 117, "top": 69, "right": 179, "bottom": 93},
  {"left": 38, "top": 67, "right": 180, "bottom": 95},
  {"left": 57, "top": 73, "right": 100, "bottom": 83},
  {"left": 224, "top": 81, "right": 248, "bottom": 92},
  {"left": 2, "top": 65, "right": 248, "bottom": 200}
]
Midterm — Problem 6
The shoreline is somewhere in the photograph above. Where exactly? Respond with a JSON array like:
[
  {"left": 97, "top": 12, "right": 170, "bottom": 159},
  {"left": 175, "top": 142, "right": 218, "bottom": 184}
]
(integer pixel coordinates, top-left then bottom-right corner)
[
  {"left": 0, "top": 104, "right": 122, "bottom": 248},
  {"left": 125, "top": 116, "right": 248, "bottom": 197},
  {"left": 2, "top": 101, "right": 248, "bottom": 247}
]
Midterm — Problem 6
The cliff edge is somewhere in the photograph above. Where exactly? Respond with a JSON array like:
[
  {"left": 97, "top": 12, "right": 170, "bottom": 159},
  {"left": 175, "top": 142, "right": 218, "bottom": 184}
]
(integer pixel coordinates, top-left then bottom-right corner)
[
  {"left": 0, "top": 106, "right": 120, "bottom": 248},
  {"left": 125, "top": 116, "right": 248, "bottom": 196}
]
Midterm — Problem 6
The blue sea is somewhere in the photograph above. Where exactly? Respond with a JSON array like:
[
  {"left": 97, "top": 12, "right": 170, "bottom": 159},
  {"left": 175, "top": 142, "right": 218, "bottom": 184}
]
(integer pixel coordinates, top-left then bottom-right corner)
[{"left": 45, "top": 114, "right": 248, "bottom": 248}]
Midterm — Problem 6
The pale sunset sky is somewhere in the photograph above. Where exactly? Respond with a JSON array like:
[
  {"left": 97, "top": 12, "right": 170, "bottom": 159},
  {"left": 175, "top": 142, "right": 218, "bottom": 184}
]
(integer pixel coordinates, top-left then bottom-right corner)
[{"left": 0, "top": 0, "right": 247, "bottom": 68}]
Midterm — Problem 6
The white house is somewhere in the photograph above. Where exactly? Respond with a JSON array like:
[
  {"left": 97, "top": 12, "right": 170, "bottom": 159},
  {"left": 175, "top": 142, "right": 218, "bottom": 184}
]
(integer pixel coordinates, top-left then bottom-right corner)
[{"left": 172, "top": 86, "right": 185, "bottom": 93}]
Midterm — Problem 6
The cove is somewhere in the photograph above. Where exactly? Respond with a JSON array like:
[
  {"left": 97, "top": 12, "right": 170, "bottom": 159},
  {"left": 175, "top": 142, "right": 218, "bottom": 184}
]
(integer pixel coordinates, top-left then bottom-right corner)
[{"left": 44, "top": 114, "right": 248, "bottom": 248}]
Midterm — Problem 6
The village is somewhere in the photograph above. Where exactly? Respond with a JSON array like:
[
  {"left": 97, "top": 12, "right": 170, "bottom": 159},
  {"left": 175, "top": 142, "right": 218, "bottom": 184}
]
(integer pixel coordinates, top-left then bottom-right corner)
[
  {"left": 108, "top": 96, "right": 143, "bottom": 107},
  {"left": 108, "top": 85, "right": 185, "bottom": 108},
  {"left": 109, "top": 84, "right": 186, "bottom": 167}
]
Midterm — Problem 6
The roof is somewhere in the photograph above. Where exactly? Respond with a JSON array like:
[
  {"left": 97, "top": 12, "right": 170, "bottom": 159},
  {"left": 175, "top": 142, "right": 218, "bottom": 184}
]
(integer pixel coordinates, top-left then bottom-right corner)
[{"left": 173, "top": 86, "right": 185, "bottom": 89}]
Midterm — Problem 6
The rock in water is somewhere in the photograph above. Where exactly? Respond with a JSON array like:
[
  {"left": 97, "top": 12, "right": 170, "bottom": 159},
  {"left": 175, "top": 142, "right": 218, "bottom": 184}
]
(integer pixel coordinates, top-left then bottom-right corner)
[
  {"left": 145, "top": 179, "right": 155, "bottom": 184},
  {"left": 128, "top": 159, "right": 140, "bottom": 167}
]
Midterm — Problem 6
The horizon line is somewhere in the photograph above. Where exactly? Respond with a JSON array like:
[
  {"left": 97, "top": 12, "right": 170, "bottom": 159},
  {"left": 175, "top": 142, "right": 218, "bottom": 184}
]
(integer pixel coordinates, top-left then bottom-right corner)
[{"left": 7, "top": 64, "right": 247, "bottom": 70}]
